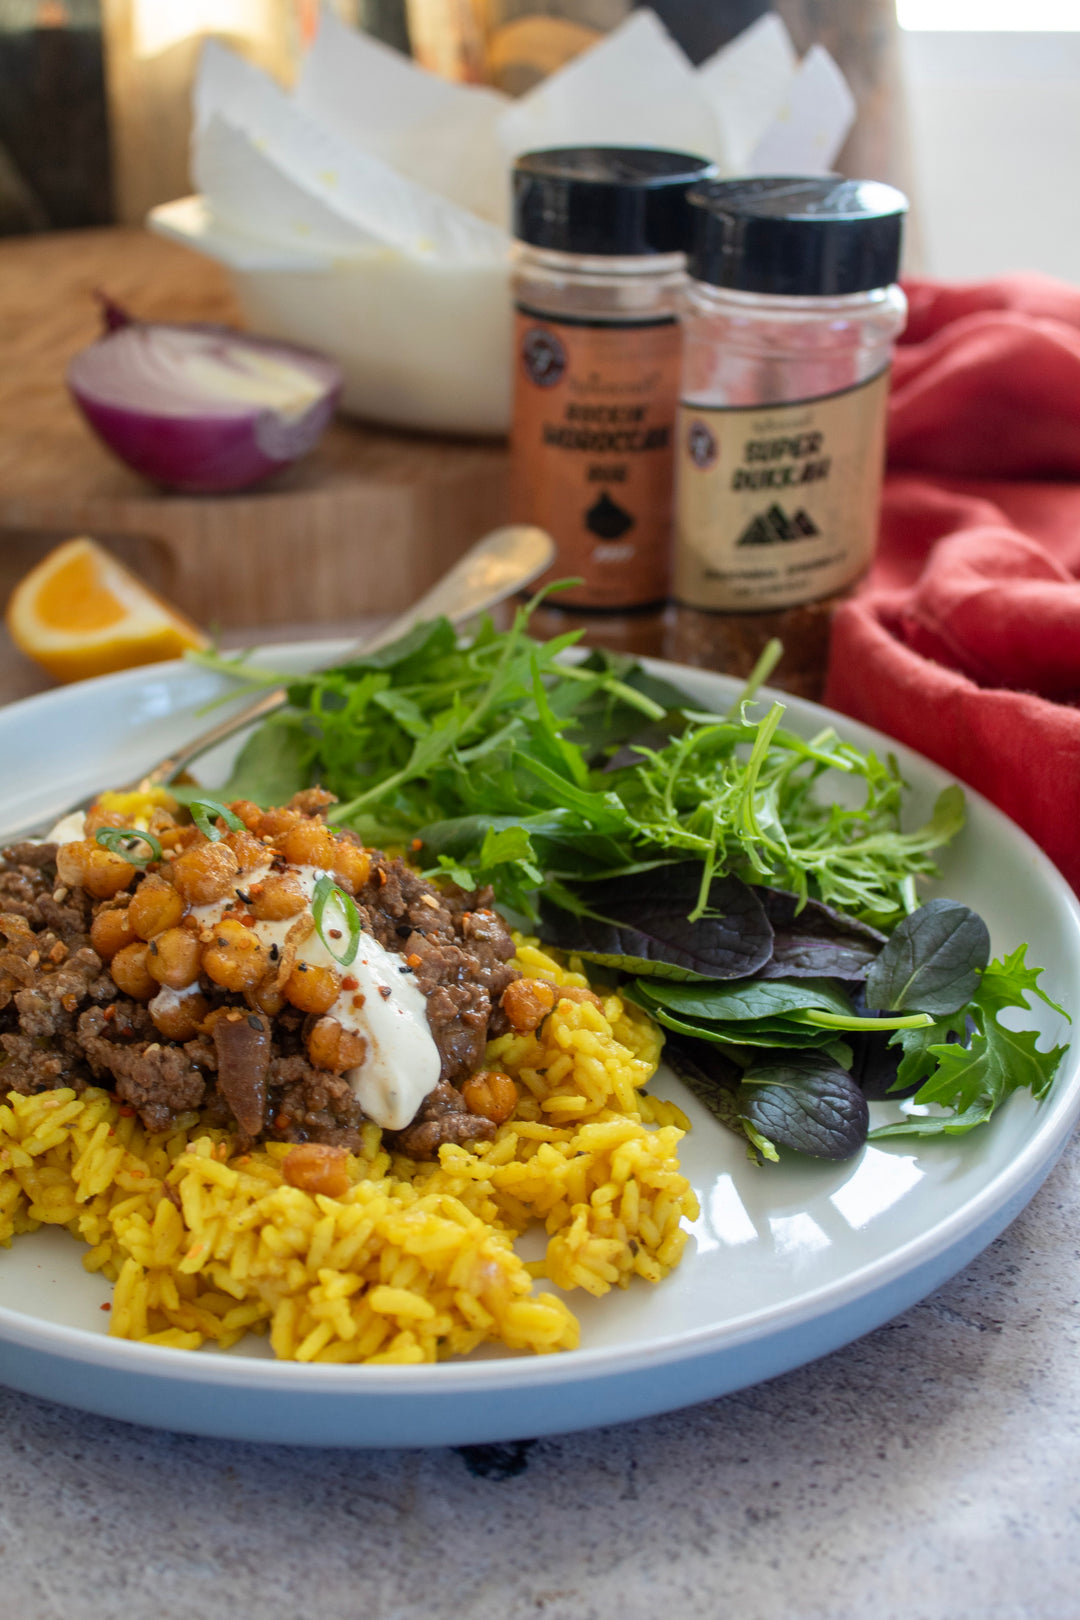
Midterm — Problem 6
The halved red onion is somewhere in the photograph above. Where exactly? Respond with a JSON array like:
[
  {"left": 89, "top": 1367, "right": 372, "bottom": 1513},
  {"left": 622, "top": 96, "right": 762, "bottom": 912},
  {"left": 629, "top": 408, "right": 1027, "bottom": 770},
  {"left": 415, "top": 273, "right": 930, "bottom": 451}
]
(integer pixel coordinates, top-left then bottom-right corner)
[{"left": 66, "top": 298, "right": 343, "bottom": 494}]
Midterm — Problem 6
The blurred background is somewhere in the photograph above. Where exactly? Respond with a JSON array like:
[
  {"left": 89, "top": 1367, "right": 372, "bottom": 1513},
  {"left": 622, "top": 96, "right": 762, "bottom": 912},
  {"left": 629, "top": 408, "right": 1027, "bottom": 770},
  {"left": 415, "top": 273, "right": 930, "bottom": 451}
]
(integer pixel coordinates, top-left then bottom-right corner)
[
  {"left": 1, "top": 0, "right": 1078, "bottom": 281},
  {"left": 2, "top": 0, "right": 1078, "bottom": 699}
]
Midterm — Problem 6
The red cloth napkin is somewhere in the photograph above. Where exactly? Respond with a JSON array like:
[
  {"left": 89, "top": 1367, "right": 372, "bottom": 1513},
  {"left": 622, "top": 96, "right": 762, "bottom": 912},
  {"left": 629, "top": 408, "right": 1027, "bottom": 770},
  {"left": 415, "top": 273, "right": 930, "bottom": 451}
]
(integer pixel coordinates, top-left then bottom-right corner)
[{"left": 824, "top": 273, "right": 1080, "bottom": 891}]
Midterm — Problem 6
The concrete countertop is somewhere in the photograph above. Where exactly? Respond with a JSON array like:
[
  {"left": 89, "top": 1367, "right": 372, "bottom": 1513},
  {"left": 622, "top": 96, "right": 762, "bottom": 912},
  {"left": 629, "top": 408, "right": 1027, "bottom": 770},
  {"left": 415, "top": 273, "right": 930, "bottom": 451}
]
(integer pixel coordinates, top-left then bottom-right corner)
[{"left": 0, "top": 1128, "right": 1075, "bottom": 1620}]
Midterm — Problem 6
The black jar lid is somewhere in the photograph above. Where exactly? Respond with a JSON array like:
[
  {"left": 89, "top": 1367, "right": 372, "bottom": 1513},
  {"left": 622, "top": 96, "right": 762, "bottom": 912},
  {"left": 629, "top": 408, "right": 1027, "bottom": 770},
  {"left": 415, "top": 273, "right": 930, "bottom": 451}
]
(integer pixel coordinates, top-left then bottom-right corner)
[
  {"left": 513, "top": 146, "right": 718, "bottom": 258},
  {"left": 687, "top": 176, "right": 908, "bottom": 296}
]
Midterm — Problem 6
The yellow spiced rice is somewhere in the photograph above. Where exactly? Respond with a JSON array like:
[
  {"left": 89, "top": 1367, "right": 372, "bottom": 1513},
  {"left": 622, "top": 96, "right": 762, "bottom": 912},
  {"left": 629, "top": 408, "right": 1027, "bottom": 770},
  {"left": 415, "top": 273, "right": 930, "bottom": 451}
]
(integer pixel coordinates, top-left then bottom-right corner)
[{"left": 0, "top": 943, "right": 697, "bottom": 1364}]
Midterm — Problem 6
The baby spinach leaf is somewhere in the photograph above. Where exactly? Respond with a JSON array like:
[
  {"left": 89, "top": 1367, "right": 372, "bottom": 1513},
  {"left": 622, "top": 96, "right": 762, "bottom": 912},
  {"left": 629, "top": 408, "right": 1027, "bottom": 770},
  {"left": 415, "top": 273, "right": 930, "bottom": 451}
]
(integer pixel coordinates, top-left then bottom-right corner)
[
  {"left": 864, "top": 898, "right": 990, "bottom": 1016},
  {"left": 739, "top": 1053, "right": 870, "bottom": 1160},
  {"left": 539, "top": 865, "right": 773, "bottom": 981},
  {"left": 753, "top": 888, "right": 886, "bottom": 981},
  {"left": 196, "top": 717, "right": 314, "bottom": 807},
  {"left": 636, "top": 975, "right": 854, "bottom": 1024},
  {"left": 332, "top": 616, "right": 458, "bottom": 674},
  {"left": 623, "top": 988, "right": 840, "bottom": 1051}
]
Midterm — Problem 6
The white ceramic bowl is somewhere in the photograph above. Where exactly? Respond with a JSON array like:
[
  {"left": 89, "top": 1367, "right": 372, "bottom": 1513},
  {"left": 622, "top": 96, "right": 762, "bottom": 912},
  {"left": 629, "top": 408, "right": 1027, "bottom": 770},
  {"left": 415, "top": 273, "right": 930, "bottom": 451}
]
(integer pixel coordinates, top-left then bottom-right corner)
[{"left": 149, "top": 198, "right": 513, "bottom": 437}]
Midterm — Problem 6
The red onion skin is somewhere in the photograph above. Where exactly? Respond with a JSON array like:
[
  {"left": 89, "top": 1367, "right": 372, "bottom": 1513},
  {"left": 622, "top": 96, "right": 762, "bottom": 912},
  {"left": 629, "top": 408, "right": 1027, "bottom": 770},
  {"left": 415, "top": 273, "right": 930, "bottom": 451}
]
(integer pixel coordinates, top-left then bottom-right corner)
[
  {"left": 67, "top": 319, "right": 343, "bottom": 494},
  {"left": 72, "top": 390, "right": 340, "bottom": 494}
]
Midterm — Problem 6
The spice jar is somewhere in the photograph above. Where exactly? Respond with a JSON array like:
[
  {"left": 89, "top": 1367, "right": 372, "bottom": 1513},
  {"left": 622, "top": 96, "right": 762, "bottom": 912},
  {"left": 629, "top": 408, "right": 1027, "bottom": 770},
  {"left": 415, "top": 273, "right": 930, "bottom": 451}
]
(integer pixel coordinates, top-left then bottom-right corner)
[
  {"left": 670, "top": 177, "right": 908, "bottom": 697},
  {"left": 510, "top": 146, "right": 716, "bottom": 656}
]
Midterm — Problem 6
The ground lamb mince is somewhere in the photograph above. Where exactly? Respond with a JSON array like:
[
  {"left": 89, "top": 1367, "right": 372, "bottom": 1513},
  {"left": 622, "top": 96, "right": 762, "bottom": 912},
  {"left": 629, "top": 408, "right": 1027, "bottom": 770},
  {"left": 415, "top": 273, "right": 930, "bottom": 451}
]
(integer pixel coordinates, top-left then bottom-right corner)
[{"left": 0, "top": 801, "right": 520, "bottom": 1157}]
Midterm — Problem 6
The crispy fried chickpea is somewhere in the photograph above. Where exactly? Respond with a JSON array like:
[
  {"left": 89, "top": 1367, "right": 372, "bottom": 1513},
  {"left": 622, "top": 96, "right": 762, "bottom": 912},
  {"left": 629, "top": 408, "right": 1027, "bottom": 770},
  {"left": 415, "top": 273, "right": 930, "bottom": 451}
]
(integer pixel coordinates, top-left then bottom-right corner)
[
  {"left": 83, "top": 807, "right": 127, "bottom": 835},
  {"left": 170, "top": 839, "right": 240, "bottom": 906},
  {"left": 110, "top": 941, "right": 157, "bottom": 1001},
  {"left": 228, "top": 800, "right": 264, "bottom": 832},
  {"left": 90, "top": 905, "right": 137, "bottom": 960},
  {"left": 149, "top": 989, "right": 210, "bottom": 1042},
  {"left": 552, "top": 984, "right": 603, "bottom": 1009},
  {"left": 306, "top": 1016, "right": 367, "bottom": 1073},
  {"left": 330, "top": 839, "right": 371, "bottom": 894},
  {"left": 147, "top": 926, "right": 202, "bottom": 990},
  {"left": 501, "top": 977, "right": 557, "bottom": 1033},
  {"left": 56, "top": 839, "right": 137, "bottom": 899},
  {"left": 224, "top": 827, "right": 269, "bottom": 872},
  {"left": 201, "top": 916, "right": 265, "bottom": 991},
  {"left": 249, "top": 872, "right": 306, "bottom": 922},
  {"left": 158, "top": 825, "right": 198, "bottom": 853},
  {"left": 462, "top": 1070, "right": 518, "bottom": 1124},
  {"left": 256, "top": 806, "right": 301, "bottom": 838},
  {"left": 84, "top": 845, "right": 140, "bottom": 899},
  {"left": 127, "top": 873, "right": 184, "bottom": 941},
  {"left": 281, "top": 820, "right": 336, "bottom": 870},
  {"left": 283, "top": 960, "right": 340, "bottom": 1015},
  {"left": 282, "top": 1143, "right": 351, "bottom": 1198}
]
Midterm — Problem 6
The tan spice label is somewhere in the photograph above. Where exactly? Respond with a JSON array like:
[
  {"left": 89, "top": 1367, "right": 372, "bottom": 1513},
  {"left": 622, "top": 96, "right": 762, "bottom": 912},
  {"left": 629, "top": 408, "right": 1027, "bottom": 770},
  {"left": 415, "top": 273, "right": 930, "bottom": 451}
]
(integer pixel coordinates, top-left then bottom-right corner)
[
  {"left": 509, "top": 307, "right": 681, "bottom": 610},
  {"left": 673, "top": 367, "right": 891, "bottom": 612}
]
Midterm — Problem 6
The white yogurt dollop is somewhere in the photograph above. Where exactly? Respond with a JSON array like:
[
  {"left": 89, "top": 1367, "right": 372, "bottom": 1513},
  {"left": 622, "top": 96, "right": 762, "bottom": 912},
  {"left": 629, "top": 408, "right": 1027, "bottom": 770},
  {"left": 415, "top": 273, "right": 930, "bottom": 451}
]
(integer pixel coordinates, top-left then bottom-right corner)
[
  {"left": 192, "top": 861, "right": 440, "bottom": 1131},
  {"left": 47, "top": 810, "right": 88, "bottom": 845}
]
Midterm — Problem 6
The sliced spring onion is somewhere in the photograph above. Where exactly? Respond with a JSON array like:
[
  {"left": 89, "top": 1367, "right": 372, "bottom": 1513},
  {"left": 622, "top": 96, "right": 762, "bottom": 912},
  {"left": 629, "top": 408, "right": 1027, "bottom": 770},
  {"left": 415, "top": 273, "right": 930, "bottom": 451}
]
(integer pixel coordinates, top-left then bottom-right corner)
[
  {"left": 94, "top": 827, "right": 162, "bottom": 867},
  {"left": 311, "top": 874, "right": 361, "bottom": 967},
  {"left": 187, "top": 797, "right": 245, "bottom": 842}
]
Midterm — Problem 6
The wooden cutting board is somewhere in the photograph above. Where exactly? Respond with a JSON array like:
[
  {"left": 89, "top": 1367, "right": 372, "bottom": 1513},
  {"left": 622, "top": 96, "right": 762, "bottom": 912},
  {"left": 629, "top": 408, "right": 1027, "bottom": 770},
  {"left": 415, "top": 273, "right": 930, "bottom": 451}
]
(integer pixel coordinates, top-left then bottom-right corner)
[{"left": 0, "top": 226, "right": 511, "bottom": 630}]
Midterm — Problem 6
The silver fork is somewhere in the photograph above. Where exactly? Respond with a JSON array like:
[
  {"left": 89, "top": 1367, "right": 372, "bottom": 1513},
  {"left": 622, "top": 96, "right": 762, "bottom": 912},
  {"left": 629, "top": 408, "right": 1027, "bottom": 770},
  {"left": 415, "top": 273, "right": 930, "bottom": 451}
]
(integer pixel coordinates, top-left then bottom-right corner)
[{"left": 3, "top": 524, "right": 554, "bottom": 845}]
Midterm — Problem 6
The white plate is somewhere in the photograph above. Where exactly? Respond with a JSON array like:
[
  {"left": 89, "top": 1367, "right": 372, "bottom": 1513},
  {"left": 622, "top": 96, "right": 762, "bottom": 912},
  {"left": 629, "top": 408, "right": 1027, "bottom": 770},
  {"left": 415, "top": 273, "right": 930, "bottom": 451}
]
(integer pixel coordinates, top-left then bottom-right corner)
[{"left": 1, "top": 646, "right": 1078, "bottom": 1448}]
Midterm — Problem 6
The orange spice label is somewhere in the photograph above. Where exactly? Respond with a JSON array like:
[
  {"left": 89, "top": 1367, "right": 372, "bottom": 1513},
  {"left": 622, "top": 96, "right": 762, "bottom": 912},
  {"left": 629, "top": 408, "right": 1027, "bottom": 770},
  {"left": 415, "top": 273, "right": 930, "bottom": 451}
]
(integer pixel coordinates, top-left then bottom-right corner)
[
  {"left": 674, "top": 368, "right": 892, "bottom": 612},
  {"left": 509, "top": 307, "right": 682, "bottom": 610}
]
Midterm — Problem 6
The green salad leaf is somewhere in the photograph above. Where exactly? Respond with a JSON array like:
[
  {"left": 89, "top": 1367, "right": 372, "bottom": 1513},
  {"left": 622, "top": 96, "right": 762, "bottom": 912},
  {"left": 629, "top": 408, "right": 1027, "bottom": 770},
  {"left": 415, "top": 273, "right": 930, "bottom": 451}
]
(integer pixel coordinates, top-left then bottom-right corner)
[
  {"left": 190, "top": 602, "right": 960, "bottom": 929},
  {"left": 187, "top": 606, "right": 1070, "bottom": 1164},
  {"left": 870, "top": 947, "right": 1070, "bottom": 1140}
]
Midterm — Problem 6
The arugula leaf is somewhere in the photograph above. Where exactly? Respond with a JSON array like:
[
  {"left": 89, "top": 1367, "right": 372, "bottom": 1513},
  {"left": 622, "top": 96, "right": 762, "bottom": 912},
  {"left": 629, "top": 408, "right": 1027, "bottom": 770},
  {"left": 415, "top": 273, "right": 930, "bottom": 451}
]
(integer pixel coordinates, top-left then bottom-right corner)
[
  {"left": 188, "top": 604, "right": 964, "bottom": 930},
  {"left": 864, "top": 899, "right": 990, "bottom": 1016},
  {"left": 888, "top": 1017, "right": 968, "bottom": 1095},
  {"left": 433, "top": 824, "right": 544, "bottom": 899},
  {"left": 870, "top": 948, "right": 1070, "bottom": 1140},
  {"left": 740, "top": 1053, "right": 870, "bottom": 1160},
  {"left": 977, "top": 943, "right": 1069, "bottom": 1022}
]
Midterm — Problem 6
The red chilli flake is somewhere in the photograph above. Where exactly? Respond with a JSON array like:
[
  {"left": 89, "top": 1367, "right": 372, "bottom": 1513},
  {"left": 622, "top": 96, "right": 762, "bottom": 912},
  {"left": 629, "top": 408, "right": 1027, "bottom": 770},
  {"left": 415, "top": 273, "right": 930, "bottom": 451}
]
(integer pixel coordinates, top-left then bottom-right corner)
[
  {"left": 410, "top": 838, "right": 423, "bottom": 852},
  {"left": 100, "top": 1303, "right": 111, "bottom": 1312},
  {"left": 341, "top": 976, "right": 359, "bottom": 992}
]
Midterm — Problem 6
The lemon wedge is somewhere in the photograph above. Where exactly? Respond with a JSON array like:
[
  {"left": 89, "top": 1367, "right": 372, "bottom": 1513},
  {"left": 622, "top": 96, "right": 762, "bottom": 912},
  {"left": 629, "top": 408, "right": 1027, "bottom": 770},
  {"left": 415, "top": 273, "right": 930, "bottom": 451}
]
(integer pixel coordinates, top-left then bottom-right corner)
[{"left": 5, "top": 536, "right": 209, "bottom": 683}]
